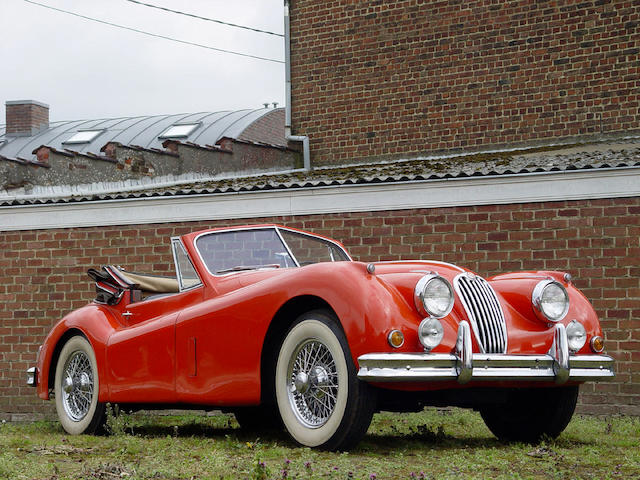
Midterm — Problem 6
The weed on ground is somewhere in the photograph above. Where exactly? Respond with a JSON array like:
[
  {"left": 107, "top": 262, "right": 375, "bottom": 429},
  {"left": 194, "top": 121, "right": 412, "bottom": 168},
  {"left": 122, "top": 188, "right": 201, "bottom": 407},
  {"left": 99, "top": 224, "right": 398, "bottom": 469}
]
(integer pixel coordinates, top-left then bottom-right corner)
[{"left": 0, "top": 408, "right": 638, "bottom": 479}]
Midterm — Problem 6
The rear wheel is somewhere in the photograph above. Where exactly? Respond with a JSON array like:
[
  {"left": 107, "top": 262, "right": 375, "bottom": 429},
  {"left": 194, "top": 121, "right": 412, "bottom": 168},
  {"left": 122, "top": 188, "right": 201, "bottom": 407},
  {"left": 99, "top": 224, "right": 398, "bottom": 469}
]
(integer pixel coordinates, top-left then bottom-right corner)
[
  {"left": 275, "top": 310, "right": 375, "bottom": 450},
  {"left": 480, "top": 386, "right": 579, "bottom": 443},
  {"left": 54, "top": 336, "right": 105, "bottom": 435}
]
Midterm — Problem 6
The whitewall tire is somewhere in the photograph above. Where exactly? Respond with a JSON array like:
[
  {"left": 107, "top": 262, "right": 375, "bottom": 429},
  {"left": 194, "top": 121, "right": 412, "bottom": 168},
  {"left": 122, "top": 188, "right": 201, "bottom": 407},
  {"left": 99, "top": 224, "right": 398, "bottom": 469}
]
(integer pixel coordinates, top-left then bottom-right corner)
[
  {"left": 275, "top": 310, "right": 374, "bottom": 450},
  {"left": 54, "top": 336, "right": 105, "bottom": 435}
]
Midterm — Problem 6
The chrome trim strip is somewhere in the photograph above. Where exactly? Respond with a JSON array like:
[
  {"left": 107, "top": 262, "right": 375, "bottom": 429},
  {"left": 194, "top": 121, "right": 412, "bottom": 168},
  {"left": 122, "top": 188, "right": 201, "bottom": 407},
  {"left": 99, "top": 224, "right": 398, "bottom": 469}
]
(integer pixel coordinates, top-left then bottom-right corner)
[
  {"left": 357, "top": 352, "right": 615, "bottom": 383},
  {"left": 194, "top": 225, "right": 352, "bottom": 277},
  {"left": 357, "top": 322, "right": 614, "bottom": 383},
  {"left": 171, "top": 238, "right": 203, "bottom": 292},
  {"left": 549, "top": 323, "right": 570, "bottom": 384},
  {"left": 456, "top": 320, "right": 472, "bottom": 384},
  {"left": 274, "top": 226, "right": 301, "bottom": 267},
  {"left": 277, "top": 226, "right": 352, "bottom": 262}
]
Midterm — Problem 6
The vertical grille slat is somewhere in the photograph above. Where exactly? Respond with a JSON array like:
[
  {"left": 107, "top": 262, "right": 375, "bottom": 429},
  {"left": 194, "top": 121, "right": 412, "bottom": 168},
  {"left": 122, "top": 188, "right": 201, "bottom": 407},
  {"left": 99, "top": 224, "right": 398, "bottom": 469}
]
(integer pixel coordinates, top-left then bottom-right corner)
[
  {"left": 457, "top": 280, "right": 488, "bottom": 349},
  {"left": 478, "top": 279, "right": 507, "bottom": 348},
  {"left": 454, "top": 273, "right": 507, "bottom": 354},
  {"left": 474, "top": 284, "right": 498, "bottom": 351}
]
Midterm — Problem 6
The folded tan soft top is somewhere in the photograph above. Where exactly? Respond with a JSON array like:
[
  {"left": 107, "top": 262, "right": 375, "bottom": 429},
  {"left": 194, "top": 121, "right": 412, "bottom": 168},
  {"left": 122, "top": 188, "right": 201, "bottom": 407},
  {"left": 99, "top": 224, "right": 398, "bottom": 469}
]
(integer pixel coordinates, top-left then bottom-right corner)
[{"left": 118, "top": 270, "right": 180, "bottom": 294}]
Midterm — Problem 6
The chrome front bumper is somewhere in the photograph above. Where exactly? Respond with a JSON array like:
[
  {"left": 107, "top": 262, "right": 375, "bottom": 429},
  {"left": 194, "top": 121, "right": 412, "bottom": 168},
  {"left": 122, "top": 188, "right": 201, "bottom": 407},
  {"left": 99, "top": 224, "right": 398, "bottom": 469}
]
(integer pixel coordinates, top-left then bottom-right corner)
[
  {"left": 357, "top": 321, "right": 615, "bottom": 384},
  {"left": 26, "top": 367, "right": 37, "bottom": 387}
]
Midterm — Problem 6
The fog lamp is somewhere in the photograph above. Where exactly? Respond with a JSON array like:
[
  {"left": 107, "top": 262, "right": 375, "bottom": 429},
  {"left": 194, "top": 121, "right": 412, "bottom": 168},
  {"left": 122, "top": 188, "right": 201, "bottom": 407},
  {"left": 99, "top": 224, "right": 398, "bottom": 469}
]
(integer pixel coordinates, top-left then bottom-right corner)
[
  {"left": 566, "top": 320, "right": 587, "bottom": 352},
  {"left": 590, "top": 335, "right": 605, "bottom": 353},
  {"left": 387, "top": 329, "right": 405, "bottom": 348},
  {"left": 418, "top": 318, "right": 443, "bottom": 351}
]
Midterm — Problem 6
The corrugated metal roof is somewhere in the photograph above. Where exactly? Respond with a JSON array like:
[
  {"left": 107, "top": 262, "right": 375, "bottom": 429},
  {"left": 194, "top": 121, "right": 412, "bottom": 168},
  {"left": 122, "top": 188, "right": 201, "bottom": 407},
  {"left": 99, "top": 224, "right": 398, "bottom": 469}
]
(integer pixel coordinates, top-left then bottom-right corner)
[
  {"left": 0, "top": 108, "right": 283, "bottom": 163},
  {"left": 2, "top": 139, "right": 638, "bottom": 206}
]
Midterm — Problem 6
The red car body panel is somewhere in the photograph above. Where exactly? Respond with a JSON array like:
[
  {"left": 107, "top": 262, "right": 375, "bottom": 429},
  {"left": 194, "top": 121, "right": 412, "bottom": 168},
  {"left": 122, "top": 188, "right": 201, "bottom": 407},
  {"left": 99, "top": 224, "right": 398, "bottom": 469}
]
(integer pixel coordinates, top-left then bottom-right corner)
[{"left": 34, "top": 224, "right": 610, "bottom": 407}]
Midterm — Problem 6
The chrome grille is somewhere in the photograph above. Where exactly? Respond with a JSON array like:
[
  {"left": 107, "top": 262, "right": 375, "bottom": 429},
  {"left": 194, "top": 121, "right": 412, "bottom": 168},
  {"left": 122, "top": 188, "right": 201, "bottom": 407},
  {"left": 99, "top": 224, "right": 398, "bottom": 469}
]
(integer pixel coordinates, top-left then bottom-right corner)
[{"left": 454, "top": 273, "right": 507, "bottom": 353}]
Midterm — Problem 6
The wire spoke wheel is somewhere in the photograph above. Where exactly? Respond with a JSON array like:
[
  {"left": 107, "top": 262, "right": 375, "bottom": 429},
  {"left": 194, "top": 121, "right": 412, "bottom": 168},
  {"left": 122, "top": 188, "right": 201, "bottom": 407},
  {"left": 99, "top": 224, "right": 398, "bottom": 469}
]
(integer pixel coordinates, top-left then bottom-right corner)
[
  {"left": 61, "top": 351, "right": 94, "bottom": 421},
  {"left": 275, "top": 310, "right": 375, "bottom": 450},
  {"left": 54, "top": 336, "right": 105, "bottom": 435},
  {"left": 287, "top": 339, "right": 339, "bottom": 428}
]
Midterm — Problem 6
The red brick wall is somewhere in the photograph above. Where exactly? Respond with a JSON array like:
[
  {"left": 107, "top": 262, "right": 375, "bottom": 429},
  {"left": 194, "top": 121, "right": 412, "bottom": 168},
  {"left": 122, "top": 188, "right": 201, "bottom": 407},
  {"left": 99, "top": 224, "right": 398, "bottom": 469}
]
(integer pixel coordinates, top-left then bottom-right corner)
[
  {"left": 289, "top": 0, "right": 640, "bottom": 165},
  {"left": 1, "top": 196, "right": 638, "bottom": 418}
]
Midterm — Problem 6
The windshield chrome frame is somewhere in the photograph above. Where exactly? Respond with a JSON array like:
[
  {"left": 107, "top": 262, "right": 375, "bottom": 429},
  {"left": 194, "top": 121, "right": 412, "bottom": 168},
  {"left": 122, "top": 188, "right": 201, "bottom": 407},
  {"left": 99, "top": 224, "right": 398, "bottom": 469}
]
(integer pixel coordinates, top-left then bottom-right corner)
[
  {"left": 193, "top": 226, "right": 352, "bottom": 277},
  {"left": 275, "top": 226, "right": 352, "bottom": 262}
]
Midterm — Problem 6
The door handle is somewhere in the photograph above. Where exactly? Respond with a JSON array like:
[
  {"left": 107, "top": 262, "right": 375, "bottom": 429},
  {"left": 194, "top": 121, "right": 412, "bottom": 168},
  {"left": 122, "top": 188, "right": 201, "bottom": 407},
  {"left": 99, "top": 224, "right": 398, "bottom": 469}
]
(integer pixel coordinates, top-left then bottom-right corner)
[{"left": 122, "top": 311, "right": 133, "bottom": 318}]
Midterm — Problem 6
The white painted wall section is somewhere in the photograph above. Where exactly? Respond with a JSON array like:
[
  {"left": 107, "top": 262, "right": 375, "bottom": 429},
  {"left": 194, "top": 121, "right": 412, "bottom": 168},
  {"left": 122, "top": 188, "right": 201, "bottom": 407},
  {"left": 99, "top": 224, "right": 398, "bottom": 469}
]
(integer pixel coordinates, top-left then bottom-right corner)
[{"left": 1, "top": 167, "right": 638, "bottom": 232}]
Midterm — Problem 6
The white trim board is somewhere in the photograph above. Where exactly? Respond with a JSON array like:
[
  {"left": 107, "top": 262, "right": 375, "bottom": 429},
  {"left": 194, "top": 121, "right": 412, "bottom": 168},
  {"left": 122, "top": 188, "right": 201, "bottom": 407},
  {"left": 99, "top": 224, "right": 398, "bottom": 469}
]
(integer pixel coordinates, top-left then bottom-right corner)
[{"left": 1, "top": 167, "right": 639, "bottom": 232}]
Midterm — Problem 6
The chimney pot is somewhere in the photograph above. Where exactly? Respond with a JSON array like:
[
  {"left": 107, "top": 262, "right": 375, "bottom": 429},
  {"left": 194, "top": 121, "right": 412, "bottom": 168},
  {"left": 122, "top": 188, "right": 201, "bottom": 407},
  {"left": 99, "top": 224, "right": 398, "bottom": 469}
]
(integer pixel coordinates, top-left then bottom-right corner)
[{"left": 5, "top": 100, "right": 50, "bottom": 137}]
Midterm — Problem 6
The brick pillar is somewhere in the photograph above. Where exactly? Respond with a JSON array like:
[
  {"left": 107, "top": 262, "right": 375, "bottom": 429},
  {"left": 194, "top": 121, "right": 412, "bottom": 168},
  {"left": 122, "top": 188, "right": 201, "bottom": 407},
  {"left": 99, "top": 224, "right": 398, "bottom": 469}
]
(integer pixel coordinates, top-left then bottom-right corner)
[{"left": 5, "top": 100, "right": 49, "bottom": 136}]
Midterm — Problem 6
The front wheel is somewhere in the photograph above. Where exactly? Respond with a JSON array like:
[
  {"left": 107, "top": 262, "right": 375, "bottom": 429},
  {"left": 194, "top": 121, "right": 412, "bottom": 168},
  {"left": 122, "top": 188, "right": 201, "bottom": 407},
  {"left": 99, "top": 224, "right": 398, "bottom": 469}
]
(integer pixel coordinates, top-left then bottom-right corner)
[
  {"left": 275, "top": 310, "right": 375, "bottom": 450},
  {"left": 54, "top": 335, "right": 105, "bottom": 435},
  {"left": 480, "top": 386, "right": 579, "bottom": 443}
]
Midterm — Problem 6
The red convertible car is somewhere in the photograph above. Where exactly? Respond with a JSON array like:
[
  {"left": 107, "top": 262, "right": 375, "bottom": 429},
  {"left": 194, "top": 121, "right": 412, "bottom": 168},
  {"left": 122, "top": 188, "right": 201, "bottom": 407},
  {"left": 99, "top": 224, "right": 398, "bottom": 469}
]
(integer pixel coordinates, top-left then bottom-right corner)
[{"left": 28, "top": 225, "right": 614, "bottom": 449}]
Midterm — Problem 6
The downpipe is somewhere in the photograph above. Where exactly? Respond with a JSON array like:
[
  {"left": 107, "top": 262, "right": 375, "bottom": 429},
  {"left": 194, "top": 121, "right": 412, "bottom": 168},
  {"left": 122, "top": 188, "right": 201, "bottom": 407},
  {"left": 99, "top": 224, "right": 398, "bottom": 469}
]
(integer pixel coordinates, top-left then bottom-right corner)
[{"left": 284, "top": 0, "right": 311, "bottom": 171}]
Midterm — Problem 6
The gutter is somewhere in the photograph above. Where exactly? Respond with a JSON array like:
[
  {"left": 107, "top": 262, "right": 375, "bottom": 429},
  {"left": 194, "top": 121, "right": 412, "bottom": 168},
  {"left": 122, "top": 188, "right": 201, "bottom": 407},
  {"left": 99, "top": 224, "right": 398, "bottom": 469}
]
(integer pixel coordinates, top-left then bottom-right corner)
[{"left": 284, "top": 0, "right": 311, "bottom": 171}]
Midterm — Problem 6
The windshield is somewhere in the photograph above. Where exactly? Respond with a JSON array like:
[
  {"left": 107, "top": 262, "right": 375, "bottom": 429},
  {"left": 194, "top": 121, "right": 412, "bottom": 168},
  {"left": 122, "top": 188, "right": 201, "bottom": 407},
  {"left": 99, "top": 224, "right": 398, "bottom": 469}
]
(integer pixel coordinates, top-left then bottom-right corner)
[
  {"left": 195, "top": 228, "right": 349, "bottom": 275},
  {"left": 279, "top": 229, "right": 350, "bottom": 265}
]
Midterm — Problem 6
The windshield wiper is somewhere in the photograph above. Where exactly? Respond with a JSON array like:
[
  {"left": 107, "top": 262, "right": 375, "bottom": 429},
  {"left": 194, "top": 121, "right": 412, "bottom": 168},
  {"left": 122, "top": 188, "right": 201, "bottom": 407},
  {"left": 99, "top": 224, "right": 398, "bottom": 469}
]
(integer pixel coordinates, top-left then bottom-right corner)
[{"left": 215, "top": 264, "right": 280, "bottom": 274}]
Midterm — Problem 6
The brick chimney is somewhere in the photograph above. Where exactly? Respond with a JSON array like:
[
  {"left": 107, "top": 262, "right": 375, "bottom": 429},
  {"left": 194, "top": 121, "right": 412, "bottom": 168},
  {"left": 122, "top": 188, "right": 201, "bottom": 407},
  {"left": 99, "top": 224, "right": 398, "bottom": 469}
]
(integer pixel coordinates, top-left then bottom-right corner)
[{"left": 5, "top": 100, "right": 49, "bottom": 136}]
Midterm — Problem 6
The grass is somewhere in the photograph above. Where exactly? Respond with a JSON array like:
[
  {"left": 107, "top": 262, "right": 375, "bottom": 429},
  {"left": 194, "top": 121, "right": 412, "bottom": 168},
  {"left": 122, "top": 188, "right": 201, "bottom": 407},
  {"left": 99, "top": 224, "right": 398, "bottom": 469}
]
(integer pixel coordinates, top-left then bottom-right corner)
[{"left": 1, "top": 408, "right": 638, "bottom": 479}]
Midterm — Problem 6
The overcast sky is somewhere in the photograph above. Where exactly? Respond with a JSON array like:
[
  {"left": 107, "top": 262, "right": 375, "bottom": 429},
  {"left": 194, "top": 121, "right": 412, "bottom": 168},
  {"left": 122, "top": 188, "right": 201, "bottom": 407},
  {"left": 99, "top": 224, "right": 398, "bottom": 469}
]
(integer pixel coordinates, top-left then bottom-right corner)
[{"left": 0, "top": 0, "right": 285, "bottom": 123}]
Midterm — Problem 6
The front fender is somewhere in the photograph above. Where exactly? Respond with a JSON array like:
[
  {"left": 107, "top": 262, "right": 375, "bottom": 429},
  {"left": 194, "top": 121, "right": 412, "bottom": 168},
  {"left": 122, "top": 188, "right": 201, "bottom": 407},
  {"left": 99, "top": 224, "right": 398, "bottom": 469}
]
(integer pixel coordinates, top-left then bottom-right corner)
[
  {"left": 37, "top": 304, "right": 119, "bottom": 401},
  {"left": 489, "top": 271, "right": 603, "bottom": 354},
  {"left": 262, "top": 262, "right": 432, "bottom": 363}
]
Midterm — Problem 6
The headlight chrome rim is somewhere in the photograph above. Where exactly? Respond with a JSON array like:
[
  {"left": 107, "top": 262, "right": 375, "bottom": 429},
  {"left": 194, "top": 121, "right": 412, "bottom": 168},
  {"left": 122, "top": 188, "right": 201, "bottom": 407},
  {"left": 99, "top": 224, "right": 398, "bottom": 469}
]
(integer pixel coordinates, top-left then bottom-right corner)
[
  {"left": 418, "top": 317, "right": 444, "bottom": 351},
  {"left": 566, "top": 319, "right": 587, "bottom": 352},
  {"left": 532, "top": 279, "right": 569, "bottom": 322},
  {"left": 414, "top": 274, "right": 454, "bottom": 318}
]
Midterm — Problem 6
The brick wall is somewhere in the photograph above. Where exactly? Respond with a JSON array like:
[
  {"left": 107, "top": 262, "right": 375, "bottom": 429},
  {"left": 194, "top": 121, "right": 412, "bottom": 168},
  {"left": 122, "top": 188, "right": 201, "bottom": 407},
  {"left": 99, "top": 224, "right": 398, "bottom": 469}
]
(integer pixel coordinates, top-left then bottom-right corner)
[
  {"left": 289, "top": 0, "right": 640, "bottom": 165},
  {"left": 1, "top": 196, "right": 637, "bottom": 418}
]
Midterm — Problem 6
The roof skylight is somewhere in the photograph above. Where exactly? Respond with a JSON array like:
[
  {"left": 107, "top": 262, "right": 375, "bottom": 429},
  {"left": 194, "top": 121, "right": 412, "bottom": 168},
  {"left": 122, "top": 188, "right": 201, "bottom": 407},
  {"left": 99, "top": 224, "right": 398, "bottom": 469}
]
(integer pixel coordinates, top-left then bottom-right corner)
[
  {"left": 64, "top": 130, "right": 104, "bottom": 144},
  {"left": 159, "top": 123, "right": 200, "bottom": 139}
]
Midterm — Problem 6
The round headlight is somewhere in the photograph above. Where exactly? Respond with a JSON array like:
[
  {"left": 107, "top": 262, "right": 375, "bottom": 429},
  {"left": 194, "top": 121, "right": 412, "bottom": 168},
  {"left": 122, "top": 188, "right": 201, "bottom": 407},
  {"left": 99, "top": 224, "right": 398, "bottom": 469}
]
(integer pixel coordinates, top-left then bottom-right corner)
[
  {"left": 566, "top": 320, "right": 587, "bottom": 352},
  {"left": 414, "top": 275, "right": 454, "bottom": 318},
  {"left": 532, "top": 280, "right": 569, "bottom": 322},
  {"left": 418, "top": 317, "right": 444, "bottom": 351}
]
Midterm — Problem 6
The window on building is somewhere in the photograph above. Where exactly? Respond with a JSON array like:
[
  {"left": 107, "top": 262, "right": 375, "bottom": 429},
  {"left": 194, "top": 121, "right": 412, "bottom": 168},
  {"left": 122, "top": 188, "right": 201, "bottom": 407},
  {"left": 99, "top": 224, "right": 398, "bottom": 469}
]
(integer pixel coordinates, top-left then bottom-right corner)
[
  {"left": 159, "top": 123, "right": 200, "bottom": 139},
  {"left": 64, "top": 130, "right": 104, "bottom": 144}
]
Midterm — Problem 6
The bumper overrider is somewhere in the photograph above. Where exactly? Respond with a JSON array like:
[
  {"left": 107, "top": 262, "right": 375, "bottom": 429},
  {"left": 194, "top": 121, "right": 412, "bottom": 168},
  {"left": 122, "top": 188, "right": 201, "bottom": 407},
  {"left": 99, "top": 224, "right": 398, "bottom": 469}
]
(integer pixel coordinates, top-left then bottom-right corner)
[
  {"left": 357, "top": 321, "right": 615, "bottom": 384},
  {"left": 27, "top": 367, "right": 37, "bottom": 386}
]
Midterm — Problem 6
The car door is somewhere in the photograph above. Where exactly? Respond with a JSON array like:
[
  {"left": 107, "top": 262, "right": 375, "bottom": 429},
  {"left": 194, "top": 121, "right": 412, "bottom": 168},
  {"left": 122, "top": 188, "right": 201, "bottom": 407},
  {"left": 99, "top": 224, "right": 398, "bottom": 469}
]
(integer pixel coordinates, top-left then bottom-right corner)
[{"left": 106, "top": 239, "right": 204, "bottom": 404}]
